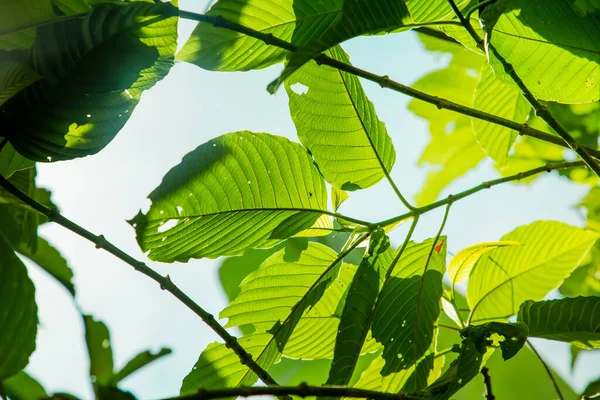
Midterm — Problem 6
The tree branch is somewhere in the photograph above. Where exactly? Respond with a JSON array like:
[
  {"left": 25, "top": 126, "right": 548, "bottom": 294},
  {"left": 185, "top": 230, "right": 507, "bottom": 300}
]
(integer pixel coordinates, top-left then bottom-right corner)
[
  {"left": 178, "top": 10, "right": 600, "bottom": 162},
  {"left": 527, "top": 341, "right": 565, "bottom": 400},
  {"left": 0, "top": 174, "right": 281, "bottom": 389},
  {"left": 481, "top": 367, "right": 495, "bottom": 400},
  {"left": 160, "top": 384, "right": 425, "bottom": 400},
  {"left": 447, "top": 0, "right": 600, "bottom": 178},
  {"left": 376, "top": 161, "right": 586, "bottom": 227}
]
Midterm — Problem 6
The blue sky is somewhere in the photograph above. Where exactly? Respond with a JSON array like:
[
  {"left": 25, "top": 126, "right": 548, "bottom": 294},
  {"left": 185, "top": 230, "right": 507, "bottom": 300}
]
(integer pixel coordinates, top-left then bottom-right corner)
[{"left": 24, "top": 1, "right": 599, "bottom": 398}]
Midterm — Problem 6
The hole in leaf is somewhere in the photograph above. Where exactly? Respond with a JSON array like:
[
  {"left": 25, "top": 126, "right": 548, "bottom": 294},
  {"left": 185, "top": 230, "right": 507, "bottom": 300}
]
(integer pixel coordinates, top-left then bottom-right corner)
[
  {"left": 158, "top": 219, "right": 179, "bottom": 233},
  {"left": 290, "top": 82, "right": 309, "bottom": 95}
]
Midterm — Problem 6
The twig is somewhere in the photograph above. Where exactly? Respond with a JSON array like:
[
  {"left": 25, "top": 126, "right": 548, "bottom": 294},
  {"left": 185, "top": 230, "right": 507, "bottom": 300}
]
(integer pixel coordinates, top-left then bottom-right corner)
[
  {"left": 376, "top": 161, "right": 586, "bottom": 228},
  {"left": 447, "top": 0, "right": 600, "bottom": 178},
  {"left": 0, "top": 174, "right": 281, "bottom": 389},
  {"left": 527, "top": 341, "right": 565, "bottom": 400},
  {"left": 178, "top": 10, "right": 600, "bottom": 161},
  {"left": 437, "top": 323, "right": 461, "bottom": 332},
  {"left": 159, "top": 383, "right": 425, "bottom": 400},
  {"left": 481, "top": 367, "right": 495, "bottom": 400},
  {"left": 464, "top": 0, "right": 499, "bottom": 20}
]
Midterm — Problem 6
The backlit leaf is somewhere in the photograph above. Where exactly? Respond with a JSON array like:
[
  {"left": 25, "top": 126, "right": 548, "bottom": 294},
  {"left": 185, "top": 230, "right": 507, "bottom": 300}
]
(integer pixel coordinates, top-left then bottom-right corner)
[
  {"left": 83, "top": 315, "right": 114, "bottom": 387},
  {"left": 0, "top": 371, "right": 48, "bottom": 400}
]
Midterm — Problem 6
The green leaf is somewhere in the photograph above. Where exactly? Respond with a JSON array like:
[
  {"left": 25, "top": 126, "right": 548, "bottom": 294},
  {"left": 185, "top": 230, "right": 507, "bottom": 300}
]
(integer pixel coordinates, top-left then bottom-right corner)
[
  {"left": 269, "top": 1, "right": 411, "bottom": 93},
  {"left": 0, "top": 61, "right": 38, "bottom": 107},
  {"left": 18, "top": 237, "right": 75, "bottom": 296},
  {"left": 83, "top": 315, "right": 114, "bottom": 387},
  {"left": 583, "top": 376, "right": 600, "bottom": 398},
  {"left": 408, "top": 51, "right": 486, "bottom": 205},
  {"left": 325, "top": 231, "right": 392, "bottom": 389},
  {"left": 0, "top": 0, "right": 56, "bottom": 50},
  {"left": 560, "top": 242, "right": 600, "bottom": 297},
  {"left": 472, "top": 64, "right": 531, "bottom": 166},
  {"left": 481, "top": 0, "right": 600, "bottom": 103},
  {"left": 448, "top": 241, "right": 520, "bottom": 293},
  {"left": 331, "top": 186, "right": 349, "bottom": 213},
  {"left": 0, "top": 142, "right": 35, "bottom": 179},
  {"left": 467, "top": 221, "right": 599, "bottom": 323},
  {"left": 518, "top": 297, "right": 600, "bottom": 349},
  {"left": 461, "top": 322, "right": 528, "bottom": 360},
  {"left": 132, "top": 132, "right": 332, "bottom": 262},
  {"left": 1, "top": 1, "right": 178, "bottom": 161},
  {"left": 0, "top": 235, "right": 38, "bottom": 381},
  {"left": 285, "top": 45, "right": 395, "bottom": 191},
  {"left": 0, "top": 371, "right": 48, "bottom": 400},
  {"left": 406, "top": 0, "right": 470, "bottom": 22},
  {"left": 112, "top": 348, "right": 172, "bottom": 384},
  {"left": 371, "top": 238, "right": 446, "bottom": 374}
]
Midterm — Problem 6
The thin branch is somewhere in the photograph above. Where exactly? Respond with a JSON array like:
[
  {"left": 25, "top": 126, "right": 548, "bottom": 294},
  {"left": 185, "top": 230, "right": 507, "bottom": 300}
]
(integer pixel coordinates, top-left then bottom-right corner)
[
  {"left": 464, "top": 0, "right": 499, "bottom": 20},
  {"left": 447, "top": 0, "right": 600, "bottom": 178},
  {"left": 178, "top": 10, "right": 600, "bottom": 162},
  {"left": 0, "top": 174, "right": 281, "bottom": 389},
  {"left": 481, "top": 367, "right": 495, "bottom": 400},
  {"left": 527, "top": 340, "right": 565, "bottom": 400},
  {"left": 159, "top": 384, "right": 425, "bottom": 400},
  {"left": 437, "top": 323, "right": 461, "bottom": 332},
  {"left": 376, "top": 161, "right": 586, "bottom": 228}
]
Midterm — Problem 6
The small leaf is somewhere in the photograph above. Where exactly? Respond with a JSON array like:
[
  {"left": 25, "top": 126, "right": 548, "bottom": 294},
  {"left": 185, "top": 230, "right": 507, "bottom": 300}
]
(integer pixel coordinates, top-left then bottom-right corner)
[
  {"left": 83, "top": 315, "right": 114, "bottom": 387},
  {"left": 371, "top": 238, "right": 446, "bottom": 374},
  {"left": 285, "top": 45, "right": 396, "bottom": 191},
  {"left": 1, "top": 1, "right": 178, "bottom": 161},
  {"left": 0, "top": 371, "right": 48, "bottom": 400},
  {"left": 331, "top": 186, "right": 349, "bottom": 212},
  {"left": 0, "top": 234, "right": 38, "bottom": 381},
  {"left": 448, "top": 241, "right": 520, "bottom": 292},
  {"left": 468, "top": 221, "right": 599, "bottom": 323},
  {"left": 132, "top": 132, "right": 331, "bottom": 262},
  {"left": 518, "top": 297, "right": 600, "bottom": 349},
  {"left": 112, "top": 348, "right": 172, "bottom": 385}
]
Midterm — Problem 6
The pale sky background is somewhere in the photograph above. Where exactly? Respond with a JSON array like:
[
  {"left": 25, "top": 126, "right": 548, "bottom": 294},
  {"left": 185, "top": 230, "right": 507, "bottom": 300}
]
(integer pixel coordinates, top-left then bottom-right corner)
[{"left": 21, "top": 1, "right": 599, "bottom": 398}]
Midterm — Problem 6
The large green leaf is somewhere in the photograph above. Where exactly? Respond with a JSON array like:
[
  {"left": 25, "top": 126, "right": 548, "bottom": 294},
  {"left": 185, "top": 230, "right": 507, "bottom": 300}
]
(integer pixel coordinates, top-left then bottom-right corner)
[
  {"left": 285, "top": 46, "right": 395, "bottom": 191},
  {"left": 183, "top": 243, "right": 343, "bottom": 393},
  {"left": 0, "top": 235, "right": 38, "bottom": 381},
  {"left": 0, "top": 1, "right": 178, "bottom": 161},
  {"left": 325, "top": 231, "right": 392, "bottom": 390},
  {"left": 371, "top": 238, "right": 446, "bottom": 374},
  {"left": 132, "top": 132, "right": 333, "bottom": 262},
  {"left": 18, "top": 237, "right": 75, "bottom": 296},
  {"left": 467, "top": 221, "right": 599, "bottom": 323},
  {"left": 481, "top": 0, "right": 600, "bottom": 103},
  {"left": 518, "top": 297, "right": 600, "bottom": 349},
  {"left": 0, "top": 371, "right": 48, "bottom": 400},
  {"left": 83, "top": 315, "right": 114, "bottom": 388},
  {"left": 472, "top": 64, "right": 531, "bottom": 166},
  {"left": 269, "top": 1, "right": 411, "bottom": 92}
]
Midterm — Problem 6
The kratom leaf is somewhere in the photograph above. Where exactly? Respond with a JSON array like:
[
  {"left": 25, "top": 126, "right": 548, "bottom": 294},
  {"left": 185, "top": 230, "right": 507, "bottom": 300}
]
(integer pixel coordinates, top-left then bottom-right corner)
[
  {"left": 180, "top": 334, "right": 278, "bottom": 395},
  {"left": 0, "top": 235, "right": 38, "bottom": 381},
  {"left": 132, "top": 132, "right": 332, "bottom": 262},
  {"left": 481, "top": 0, "right": 600, "bottom": 103},
  {"left": 518, "top": 297, "right": 600, "bottom": 349},
  {"left": 0, "top": 142, "right": 35, "bottom": 178},
  {"left": 467, "top": 221, "right": 599, "bottom": 323},
  {"left": 18, "top": 237, "right": 75, "bottom": 296},
  {"left": 285, "top": 45, "right": 395, "bottom": 191},
  {"left": 269, "top": 1, "right": 411, "bottom": 92},
  {"left": 331, "top": 186, "right": 349, "bottom": 212},
  {"left": 325, "top": 231, "right": 393, "bottom": 390},
  {"left": 371, "top": 238, "right": 446, "bottom": 374},
  {"left": 83, "top": 315, "right": 114, "bottom": 387},
  {"left": 0, "top": 61, "right": 38, "bottom": 107},
  {"left": 0, "top": 0, "right": 56, "bottom": 50},
  {"left": 472, "top": 64, "right": 531, "bottom": 166},
  {"left": 1, "top": 1, "right": 178, "bottom": 161},
  {"left": 112, "top": 348, "right": 172, "bottom": 384},
  {"left": 406, "top": 0, "right": 470, "bottom": 22},
  {"left": 0, "top": 371, "right": 48, "bottom": 400},
  {"left": 448, "top": 241, "right": 520, "bottom": 293}
]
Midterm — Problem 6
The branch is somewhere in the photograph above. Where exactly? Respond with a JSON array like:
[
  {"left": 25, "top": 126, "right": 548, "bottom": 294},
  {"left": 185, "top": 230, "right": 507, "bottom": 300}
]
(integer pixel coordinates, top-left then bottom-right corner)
[
  {"left": 376, "top": 161, "right": 586, "bottom": 227},
  {"left": 481, "top": 367, "right": 495, "bottom": 400},
  {"left": 178, "top": 10, "right": 600, "bottom": 162},
  {"left": 0, "top": 174, "right": 280, "bottom": 389},
  {"left": 160, "top": 384, "right": 425, "bottom": 400},
  {"left": 447, "top": 0, "right": 600, "bottom": 178},
  {"left": 527, "top": 341, "right": 564, "bottom": 400}
]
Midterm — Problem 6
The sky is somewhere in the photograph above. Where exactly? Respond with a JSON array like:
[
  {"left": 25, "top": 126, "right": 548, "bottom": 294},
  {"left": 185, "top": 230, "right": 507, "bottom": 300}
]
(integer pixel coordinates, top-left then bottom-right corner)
[{"left": 22, "top": 1, "right": 599, "bottom": 398}]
